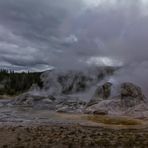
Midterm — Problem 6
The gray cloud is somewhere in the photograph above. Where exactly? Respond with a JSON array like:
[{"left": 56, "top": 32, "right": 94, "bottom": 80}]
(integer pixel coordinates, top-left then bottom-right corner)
[
  {"left": 0, "top": 0, "right": 86, "bottom": 71},
  {"left": 0, "top": 0, "right": 148, "bottom": 73}
]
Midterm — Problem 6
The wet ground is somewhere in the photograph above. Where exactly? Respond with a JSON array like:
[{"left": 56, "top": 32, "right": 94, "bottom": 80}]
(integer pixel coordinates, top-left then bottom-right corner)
[
  {"left": 1, "top": 99, "right": 148, "bottom": 147},
  {"left": 0, "top": 99, "right": 95, "bottom": 126}
]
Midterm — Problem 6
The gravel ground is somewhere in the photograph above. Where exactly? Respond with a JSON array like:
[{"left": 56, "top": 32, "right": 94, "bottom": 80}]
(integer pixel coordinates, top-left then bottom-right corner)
[
  {"left": 0, "top": 121, "right": 148, "bottom": 148},
  {"left": 0, "top": 101, "right": 148, "bottom": 148}
]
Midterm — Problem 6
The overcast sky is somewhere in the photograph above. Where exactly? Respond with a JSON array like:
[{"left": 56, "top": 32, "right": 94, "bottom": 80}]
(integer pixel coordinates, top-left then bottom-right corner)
[{"left": 0, "top": 0, "right": 148, "bottom": 72}]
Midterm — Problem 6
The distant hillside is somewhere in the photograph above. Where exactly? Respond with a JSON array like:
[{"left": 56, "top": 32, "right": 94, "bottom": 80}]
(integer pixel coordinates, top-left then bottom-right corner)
[{"left": 0, "top": 69, "right": 43, "bottom": 96}]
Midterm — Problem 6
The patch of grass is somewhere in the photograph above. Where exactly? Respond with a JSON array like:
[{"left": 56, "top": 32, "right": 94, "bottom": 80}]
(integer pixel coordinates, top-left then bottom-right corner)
[{"left": 87, "top": 115, "right": 142, "bottom": 125}]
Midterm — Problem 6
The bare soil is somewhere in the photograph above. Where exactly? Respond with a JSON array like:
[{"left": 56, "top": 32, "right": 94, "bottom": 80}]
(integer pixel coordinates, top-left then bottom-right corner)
[{"left": 1, "top": 99, "right": 148, "bottom": 148}]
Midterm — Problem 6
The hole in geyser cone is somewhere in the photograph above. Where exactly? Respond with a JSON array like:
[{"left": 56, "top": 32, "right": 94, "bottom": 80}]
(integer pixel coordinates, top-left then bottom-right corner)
[{"left": 95, "top": 76, "right": 121, "bottom": 99}]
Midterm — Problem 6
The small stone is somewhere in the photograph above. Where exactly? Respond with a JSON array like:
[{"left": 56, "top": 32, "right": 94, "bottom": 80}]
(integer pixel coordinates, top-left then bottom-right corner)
[
  {"left": 42, "top": 98, "right": 52, "bottom": 104},
  {"left": 93, "top": 110, "right": 108, "bottom": 115}
]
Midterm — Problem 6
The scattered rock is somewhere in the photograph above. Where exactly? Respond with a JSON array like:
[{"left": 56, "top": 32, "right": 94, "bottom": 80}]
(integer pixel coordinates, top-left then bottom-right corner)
[
  {"left": 13, "top": 93, "right": 86, "bottom": 113},
  {"left": 124, "top": 103, "right": 148, "bottom": 118},
  {"left": 56, "top": 106, "right": 70, "bottom": 113},
  {"left": 85, "top": 99, "right": 120, "bottom": 115},
  {"left": 42, "top": 98, "right": 53, "bottom": 104},
  {"left": 13, "top": 93, "right": 56, "bottom": 109},
  {"left": 93, "top": 109, "right": 108, "bottom": 115},
  {"left": 56, "top": 97, "right": 86, "bottom": 113}
]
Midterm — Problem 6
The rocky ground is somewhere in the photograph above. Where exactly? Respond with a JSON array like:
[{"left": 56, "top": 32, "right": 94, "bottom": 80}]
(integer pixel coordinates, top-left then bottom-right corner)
[
  {"left": 0, "top": 113, "right": 148, "bottom": 148},
  {"left": 0, "top": 104, "right": 148, "bottom": 148},
  {"left": 1, "top": 82, "right": 148, "bottom": 147}
]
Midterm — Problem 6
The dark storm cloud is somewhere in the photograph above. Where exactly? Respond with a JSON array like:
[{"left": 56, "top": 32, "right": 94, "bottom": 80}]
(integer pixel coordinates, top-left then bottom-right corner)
[
  {"left": 0, "top": 0, "right": 68, "bottom": 40},
  {"left": 0, "top": 0, "right": 84, "bottom": 71},
  {"left": 0, "top": 0, "right": 148, "bottom": 71}
]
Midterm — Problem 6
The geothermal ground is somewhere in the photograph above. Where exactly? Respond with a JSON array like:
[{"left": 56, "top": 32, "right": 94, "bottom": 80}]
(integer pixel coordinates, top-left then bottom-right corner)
[
  {"left": 0, "top": 82, "right": 148, "bottom": 147},
  {"left": 1, "top": 100, "right": 148, "bottom": 148}
]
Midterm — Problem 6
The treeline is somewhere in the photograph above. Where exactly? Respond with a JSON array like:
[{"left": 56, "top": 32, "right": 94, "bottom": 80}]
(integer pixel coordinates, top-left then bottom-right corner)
[{"left": 0, "top": 69, "right": 43, "bottom": 96}]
